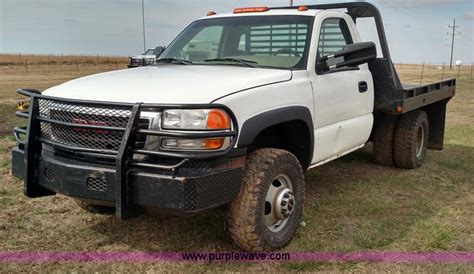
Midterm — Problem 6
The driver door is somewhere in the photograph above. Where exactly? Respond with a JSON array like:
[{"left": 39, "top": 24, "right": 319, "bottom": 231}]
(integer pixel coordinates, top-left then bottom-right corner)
[{"left": 309, "top": 16, "right": 374, "bottom": 164}]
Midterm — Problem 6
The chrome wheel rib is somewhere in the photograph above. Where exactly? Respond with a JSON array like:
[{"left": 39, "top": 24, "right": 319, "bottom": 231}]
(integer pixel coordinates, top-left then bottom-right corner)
[
  {"left": 264, "top": 174, "right": 295, "bottom": 232},
  {"left": 415, "top": 125, "right": 424, "bottom": 158}
]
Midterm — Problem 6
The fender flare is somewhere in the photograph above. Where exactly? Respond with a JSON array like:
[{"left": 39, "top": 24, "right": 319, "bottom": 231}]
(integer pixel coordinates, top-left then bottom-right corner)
[{"left": 237, "top": 106, "right": 314, "bottom": 165}]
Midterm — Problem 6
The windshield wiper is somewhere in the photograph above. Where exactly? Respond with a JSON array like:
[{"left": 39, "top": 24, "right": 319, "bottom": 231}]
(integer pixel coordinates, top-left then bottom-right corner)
[
  {"left": 156, "top": 58, "right": 193, "bottom": 65},
  {"left": 204, "top": 58, "right": 259, "bottom": 68}
]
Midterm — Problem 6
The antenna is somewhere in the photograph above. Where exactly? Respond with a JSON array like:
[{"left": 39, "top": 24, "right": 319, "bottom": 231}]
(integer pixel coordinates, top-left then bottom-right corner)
[{"left": 142, "top": 0, "right": 147, "bottom": 52}]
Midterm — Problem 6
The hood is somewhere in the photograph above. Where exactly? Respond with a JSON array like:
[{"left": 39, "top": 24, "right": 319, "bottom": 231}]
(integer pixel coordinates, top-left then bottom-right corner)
[{"left": 43, "top": 65, "right": 292, "bottom": 104}]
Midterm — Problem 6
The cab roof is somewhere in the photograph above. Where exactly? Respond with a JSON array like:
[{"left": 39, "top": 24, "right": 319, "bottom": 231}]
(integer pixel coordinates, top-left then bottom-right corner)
[{"left": 199, "top": 8, "right": 324, "bottom": 20}]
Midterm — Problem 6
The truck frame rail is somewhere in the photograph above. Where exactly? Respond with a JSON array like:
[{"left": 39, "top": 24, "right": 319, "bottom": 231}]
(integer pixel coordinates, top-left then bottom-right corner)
[{"left": 394, "top": 78, "right": 456, "bottom": 114}]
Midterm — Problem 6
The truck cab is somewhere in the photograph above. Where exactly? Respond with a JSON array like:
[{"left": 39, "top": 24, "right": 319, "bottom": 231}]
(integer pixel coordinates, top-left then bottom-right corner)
[{"left": 12, "top": 3, "right": 455, "bottom": 251}]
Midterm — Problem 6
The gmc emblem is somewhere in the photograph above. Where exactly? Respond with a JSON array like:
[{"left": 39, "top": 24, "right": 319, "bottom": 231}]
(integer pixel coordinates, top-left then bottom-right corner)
[{"left": 71, "top": 118, "right": 108, "bottom": 134}]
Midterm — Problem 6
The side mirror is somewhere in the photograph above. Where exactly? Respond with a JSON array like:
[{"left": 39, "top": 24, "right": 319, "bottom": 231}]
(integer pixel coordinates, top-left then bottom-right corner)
[
  {"left": 317, "top": 42, "right": 376, "bottom": 72},
  {"left": 154, "top": 46, "right": 166, "bottom": 58}
]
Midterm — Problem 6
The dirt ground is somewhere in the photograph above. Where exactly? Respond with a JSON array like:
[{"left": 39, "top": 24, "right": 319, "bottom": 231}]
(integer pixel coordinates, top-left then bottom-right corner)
[{"left": 0, "top": 55, "right": 473, "bottom": 272}]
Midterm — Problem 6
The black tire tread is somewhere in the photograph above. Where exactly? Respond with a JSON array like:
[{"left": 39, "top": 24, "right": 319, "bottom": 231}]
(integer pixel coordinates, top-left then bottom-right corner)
[
  {"left": 373, "top": 114, "right": 398, "bottom": 166},
  {"left": 227, "top": 148, "right": 304, "bottom": 251},
  {"left": 393, "top": 110, "right": 429, "bottom": 169}
]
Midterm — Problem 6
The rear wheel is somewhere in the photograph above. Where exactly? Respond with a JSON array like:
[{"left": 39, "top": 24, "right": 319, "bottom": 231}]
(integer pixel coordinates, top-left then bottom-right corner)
[
  {"left": 373, "top": 114, "right": 398, "bottom": 166},
  {"left": 227, "top": 148, "right": 304, "bottom": 251},
  {"left": 394, "top": 110, "right": 429, "bottom": 169}
]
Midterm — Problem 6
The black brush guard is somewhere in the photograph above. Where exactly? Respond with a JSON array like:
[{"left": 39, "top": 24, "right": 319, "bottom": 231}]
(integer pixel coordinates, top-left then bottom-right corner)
[{"left": 13, "top": 89, "right": 244, "bottom": 219}]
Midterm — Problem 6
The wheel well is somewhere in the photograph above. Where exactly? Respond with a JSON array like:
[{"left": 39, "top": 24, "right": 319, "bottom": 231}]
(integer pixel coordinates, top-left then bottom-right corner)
[{"left": 248, "top": 120, "right": 312, "bottom": 169}]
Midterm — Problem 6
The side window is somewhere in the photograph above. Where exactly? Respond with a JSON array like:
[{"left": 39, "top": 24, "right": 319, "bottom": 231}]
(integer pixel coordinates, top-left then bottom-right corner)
[
  {"left": 318, "top": 18, "right": 353, "bottom": 60},
  {"left": 183, "top": 26, "right": 223, "bottom": 61}
]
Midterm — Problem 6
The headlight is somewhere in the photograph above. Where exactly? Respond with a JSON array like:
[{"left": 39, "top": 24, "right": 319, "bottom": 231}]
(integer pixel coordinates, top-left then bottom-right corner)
[
  {"left": 161, "top": 109, "right": 231, "bottom": 151},
  {"left": 162, "top": 109, "right": 230, "bottom": 130}
]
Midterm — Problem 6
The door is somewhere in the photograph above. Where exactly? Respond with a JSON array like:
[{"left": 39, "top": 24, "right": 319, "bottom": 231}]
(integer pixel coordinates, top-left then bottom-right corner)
[{"left": 309, "top": 16, "right": 374, "bottom": 164}]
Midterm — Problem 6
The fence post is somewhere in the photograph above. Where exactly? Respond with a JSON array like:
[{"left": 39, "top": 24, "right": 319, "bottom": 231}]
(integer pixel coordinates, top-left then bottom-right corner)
[
  {"left": 75, "top": 58, "right": 79, "bottom": 71},
  {"left": 457, "top": 64, "right": 461, "bottom": 79},
  {"left": 441, "top": 62, "right": 445, "bottom": 80},
  {"left": 25, "top": 60, "right": 28, "bottom": 74},
  {"left": 420, "top": 62, "right": 425, "bottom": 85},
  {"left": 18, "top": 52, "right": 21, "bottom": 64}
]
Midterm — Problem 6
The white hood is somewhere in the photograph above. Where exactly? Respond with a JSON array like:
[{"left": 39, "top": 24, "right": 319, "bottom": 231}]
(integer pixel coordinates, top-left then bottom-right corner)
[{"left": 43, "top": 65, "right": 292, "bottom": 104}]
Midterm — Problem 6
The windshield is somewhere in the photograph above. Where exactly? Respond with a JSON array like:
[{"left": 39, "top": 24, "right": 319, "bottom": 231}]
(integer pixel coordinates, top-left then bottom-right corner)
[
  {"left": 144, "top": 49, "right": 155, "bottom": 55},
  {"left": 159, "top": 15, "right": 314, "bottom": 69}
]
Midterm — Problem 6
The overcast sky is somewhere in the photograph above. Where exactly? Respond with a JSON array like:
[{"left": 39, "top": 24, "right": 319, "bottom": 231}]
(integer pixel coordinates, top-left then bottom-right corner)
[{"left": 0, "top": 0, "right": 472, "bottom": 63}]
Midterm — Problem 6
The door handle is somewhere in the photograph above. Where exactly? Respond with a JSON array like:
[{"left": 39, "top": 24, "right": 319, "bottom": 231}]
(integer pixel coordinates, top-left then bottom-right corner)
[{"left": 358, "top": 81, "right": 368, "bottom": 93}]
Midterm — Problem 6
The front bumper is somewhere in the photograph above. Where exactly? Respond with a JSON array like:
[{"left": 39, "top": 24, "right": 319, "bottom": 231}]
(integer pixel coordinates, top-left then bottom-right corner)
[
  {"left": 12, "top": 89, "right": 242, "bottom": 219},
  {"left": 128, "top": 59, "right": 144, "bottom": 68},
  {"left": 12, "top": 146, "right": 245, "bottom": 216},
  {"left": 128, "top": 58, "right": 154, "bottom": 68}
]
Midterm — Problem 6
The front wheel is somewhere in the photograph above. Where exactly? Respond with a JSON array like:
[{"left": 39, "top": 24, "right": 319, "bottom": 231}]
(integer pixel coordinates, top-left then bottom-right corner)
[{"left": 227, "top": 148, "right": 304, "bottom": 251}]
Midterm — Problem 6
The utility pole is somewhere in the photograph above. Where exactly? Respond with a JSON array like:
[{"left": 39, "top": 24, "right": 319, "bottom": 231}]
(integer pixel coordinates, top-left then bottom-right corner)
[
  {"left": 142, "top": 0, "right": 146, "bottom": 52},
  {"left": 447, "top": 19, "right": 460, "bottom": 70}
]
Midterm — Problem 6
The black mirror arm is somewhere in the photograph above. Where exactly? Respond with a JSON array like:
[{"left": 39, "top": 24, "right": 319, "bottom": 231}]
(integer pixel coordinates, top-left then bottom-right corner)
[
  {"left": 335, "top": 56, "right": 375, "bottom": 69},
  {"left": 316, "top": 60, "right": 330, "bottom": 73}
]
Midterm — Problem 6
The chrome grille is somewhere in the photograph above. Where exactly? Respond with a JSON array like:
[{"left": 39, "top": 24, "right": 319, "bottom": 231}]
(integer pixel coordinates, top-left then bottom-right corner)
[
  {"left": 40, "top": 122, "right": 124, "bottom": 150},
  {"left": 38, "top": 99, "right": 132, "bottom": 127},
  {"left": 37, "top": 99, "right": 148, "bottom": 152}
]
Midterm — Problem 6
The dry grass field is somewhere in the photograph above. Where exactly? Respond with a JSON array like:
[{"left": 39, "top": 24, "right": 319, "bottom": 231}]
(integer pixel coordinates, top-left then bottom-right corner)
[
  {"left": 0, "top": 55, "right": 473, "bottom": 272},
  {"left": 0, "top": 54, "right": 128, "bottom": 135}
]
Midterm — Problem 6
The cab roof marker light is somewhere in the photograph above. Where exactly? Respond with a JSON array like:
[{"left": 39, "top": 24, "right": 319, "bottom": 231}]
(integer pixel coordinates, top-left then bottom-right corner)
[
  {"left": 207, "top": 11, "right": 216, "bottom": 16},
  {"left": 298, "top": 6, "right": 309, "bottom": 11},
  {"left": 233, "top": 7, "right": 269, "bottom": 14}
]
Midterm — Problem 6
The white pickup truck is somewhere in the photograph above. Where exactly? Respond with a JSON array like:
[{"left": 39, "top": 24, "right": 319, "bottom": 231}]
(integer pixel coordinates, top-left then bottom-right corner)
[
  {"left": 13, "top": 2, "right": 455, "bottom": 251},
  {"left": 127, "top": 46, "right": 166, "bottom": 68}
]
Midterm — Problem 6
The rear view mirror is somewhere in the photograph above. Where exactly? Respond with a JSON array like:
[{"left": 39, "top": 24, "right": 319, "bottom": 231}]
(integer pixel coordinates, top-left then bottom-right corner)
[{"left": 317, "top": 42, "right": 376, "bottom": 72}]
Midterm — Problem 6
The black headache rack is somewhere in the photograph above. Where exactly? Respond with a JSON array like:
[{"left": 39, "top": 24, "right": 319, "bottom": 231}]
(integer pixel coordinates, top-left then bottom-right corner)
[
  {"left": 13, "top": 88, "right": 240, "bottom": 219},
  {"left": 273, "top": 2, "right": 456, "bottom": 114}
]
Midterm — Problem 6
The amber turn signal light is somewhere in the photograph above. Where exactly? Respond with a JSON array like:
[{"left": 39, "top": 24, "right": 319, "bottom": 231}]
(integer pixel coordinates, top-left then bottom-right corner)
[
  {"left": 16, "top": 99, "right": 30, "bottom": 111},
  {"left": 207, "top": 109, "right": 231, "bottom": 129},
  {"left": 203, "top": 138, "right": 224, "bottom": 149},
  {"left": 234, "top": 7, "right": 269, "bottom": 14}
]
